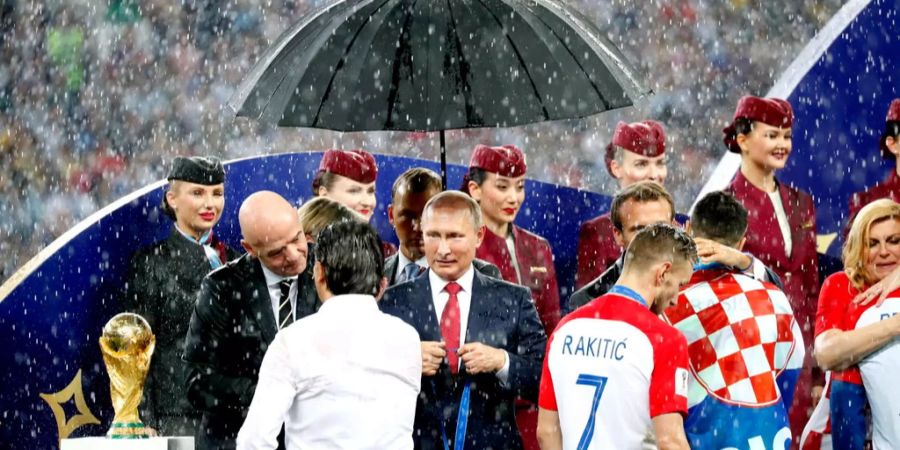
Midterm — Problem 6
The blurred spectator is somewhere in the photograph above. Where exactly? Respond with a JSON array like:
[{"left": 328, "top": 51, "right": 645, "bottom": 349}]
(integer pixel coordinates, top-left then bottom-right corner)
[{"left": 0, "top": 0, "right": 843, "bottom": 283}]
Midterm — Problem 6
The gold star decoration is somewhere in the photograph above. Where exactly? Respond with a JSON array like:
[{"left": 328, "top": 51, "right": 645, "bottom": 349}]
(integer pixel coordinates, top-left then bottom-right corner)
[{"left": 39, "top": 369, "right": 101, "bottom": 441}]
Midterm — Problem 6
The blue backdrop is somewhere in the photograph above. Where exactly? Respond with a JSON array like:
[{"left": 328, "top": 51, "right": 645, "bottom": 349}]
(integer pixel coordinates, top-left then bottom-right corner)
[
  {"left": 0, "top": 152, "right": 608, "bottom": 447},
  {"left": 777, "top": 0, "right": 899, "bottom": 253}
]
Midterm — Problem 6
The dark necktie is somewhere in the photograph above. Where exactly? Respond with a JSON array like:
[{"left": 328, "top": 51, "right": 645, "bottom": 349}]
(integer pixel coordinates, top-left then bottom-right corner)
[
  {"left": 400, "top": 263, "right": 420, "bottom": 283},
  {"left": 278, "top": 279, "right": 294, "bottom": 329},
  {"left": 442, "top": 282, "right": 462, "bottom": 374}
]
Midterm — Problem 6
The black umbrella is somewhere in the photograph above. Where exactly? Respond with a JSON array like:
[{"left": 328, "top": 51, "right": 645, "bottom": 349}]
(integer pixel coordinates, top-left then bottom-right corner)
[{"left": 229, "top": 0, "right": 650, "bottom": 187}]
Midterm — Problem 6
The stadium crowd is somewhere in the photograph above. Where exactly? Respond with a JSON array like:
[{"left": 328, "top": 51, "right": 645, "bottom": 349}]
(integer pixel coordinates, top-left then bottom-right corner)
[{"left": 0, "top": 0, "right": 842, "bottom": 282}]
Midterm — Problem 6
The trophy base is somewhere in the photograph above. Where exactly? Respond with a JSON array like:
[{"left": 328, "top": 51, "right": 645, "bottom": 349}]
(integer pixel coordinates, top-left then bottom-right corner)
[
  {"left": 107, "top": 421, "right": 152, "bottom": 439},
  {"left": 62, "top": 436, "right": 194, "bottom": 450}
]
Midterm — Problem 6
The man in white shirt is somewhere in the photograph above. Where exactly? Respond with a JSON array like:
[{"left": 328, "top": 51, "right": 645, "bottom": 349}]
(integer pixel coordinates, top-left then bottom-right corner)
[
  {"left": 237, "top": 220, "right": 422, "bottom": 450},
  {"left": 380, "top": 191, "right": 547, "bottom": 450}
]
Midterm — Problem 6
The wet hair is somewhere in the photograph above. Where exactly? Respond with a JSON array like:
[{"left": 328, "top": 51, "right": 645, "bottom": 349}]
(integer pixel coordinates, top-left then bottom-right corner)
[
  {"left": 883, "top": 121, "right": 900, "bottom": 159},
  {"left": 610, "top": 181, "right": 675, "bottom": 231},
  {"left": 311, "top": 171, "right": 339, "bottom": 195},
  {"left": 161, "top": 192, "right": 177, "bottom": 221},
  {"left": 460, "top": 167, "right": 489, "bottom": 194},
  {"left": 843, "top": 199, "right": 900, "bottom": 289},
  {"left": 298, "top": 197, "right": 360, "bottom": 242},
  {"left": 690, "top": 191, "right": 748, "bottom": 247},
  {"left": 623, "top": 223, "right": 697, "bottom": 273},
  {"left": 886, "top": 121, "right": 900, "bottom": 140},
  {"left": 315, "top": 221, "right": 384, "bottom": 296},
  {"left": 392, "top": 167, "right": 442, "bottom": 202},
  {"left": 423, "top": 190, "right": 483, "bottom": 230},
  {"left": 161, "top": 181, "right": 182, "bottom": 221},
  {"left": 733, "top": 117, "right": 754, "bottom": 137}
]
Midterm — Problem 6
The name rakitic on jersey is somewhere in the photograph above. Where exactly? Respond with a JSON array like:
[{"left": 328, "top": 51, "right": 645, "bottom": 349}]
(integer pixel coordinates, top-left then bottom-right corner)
[{"left": 560, "top": 334, "right": 626, "bottom": 361}]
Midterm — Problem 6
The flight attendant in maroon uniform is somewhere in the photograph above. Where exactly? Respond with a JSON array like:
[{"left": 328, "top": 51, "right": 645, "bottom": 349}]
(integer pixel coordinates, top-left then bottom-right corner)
[
  {"left": 723, "top": 95, "right": 820, "bottom": 442},
  {"left": 464, "top": 144, "right": 560, "bottom": 450},
  {"left": 575, "top": 120, "right": 668, "bottom": 288},
  {"left": 848, "top": 98, "right": 900, "bottom": 223},
  {"left": 313, "top": 149, "right": 397, "bottom": 257}
]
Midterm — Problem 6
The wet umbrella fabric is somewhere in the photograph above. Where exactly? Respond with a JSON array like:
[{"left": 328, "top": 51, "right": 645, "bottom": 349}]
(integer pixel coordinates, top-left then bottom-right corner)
[{"left": 229, "top": 0, "right": 650, "bottom": 182}]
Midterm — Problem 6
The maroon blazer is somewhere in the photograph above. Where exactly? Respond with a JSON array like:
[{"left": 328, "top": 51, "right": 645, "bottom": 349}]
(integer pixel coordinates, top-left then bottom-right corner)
[
  {"left": 848, "top": 170, "right": 900, "bottom": 229},
  {"left": 726, "top": 171, "right": 819, "bottom": 352},
  {"left": 575, "top": 213, "right": 620, "bottom": 289},
  {"left": 476, "top": 225, "right": 561, "bottom": 333}
]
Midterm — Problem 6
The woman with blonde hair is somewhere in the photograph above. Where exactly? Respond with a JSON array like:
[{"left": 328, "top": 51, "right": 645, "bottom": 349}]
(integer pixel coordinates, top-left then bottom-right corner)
[
  {"left": 802, "top": 199, "right": 900, "bottom": 449},
  {"left": 298, "top": 197, "right": 360, "bottom": 244}
]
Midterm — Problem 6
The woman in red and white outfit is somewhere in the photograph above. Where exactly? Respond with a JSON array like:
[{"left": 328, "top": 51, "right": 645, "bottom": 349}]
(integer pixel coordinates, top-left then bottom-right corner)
[
  {"left": 723, "top": 96, "right": 820, "bottom": 442},
  {"left": 313, "top": 148, "right": 396, "bottom": 257},
  {"left": 463, "top": 144, "right": 560, "bottom": 450},
  {"left": 802, "top": 199, "right": 900, "bottom": 449}
]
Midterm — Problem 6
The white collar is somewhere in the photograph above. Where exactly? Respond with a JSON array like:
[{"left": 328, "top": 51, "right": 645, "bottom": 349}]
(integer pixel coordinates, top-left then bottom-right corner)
[
  {"left": 397, "top": 251, "right": 428, "bottom": 271},
  {"left": 260, "top": 261, "right": 297, "bottom": 287},
  {"left": 428, "top": 265, "right": 475, "bottom": 295},
  {"left": 318, "top": 294, "right": 377, "bottom": 313}
]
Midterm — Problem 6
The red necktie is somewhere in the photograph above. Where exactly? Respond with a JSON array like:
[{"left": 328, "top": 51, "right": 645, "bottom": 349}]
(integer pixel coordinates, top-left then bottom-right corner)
[{"left": 441, "top": 282, "right": 462, "bottom": 374}]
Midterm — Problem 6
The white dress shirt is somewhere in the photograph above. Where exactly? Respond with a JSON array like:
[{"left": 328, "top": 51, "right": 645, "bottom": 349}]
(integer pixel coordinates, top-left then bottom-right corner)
[
  {"left": 428, "top": 267, "right": 510, "bottom": 382},
  {"left": 260, "top": 264, "right": 297, "bottom": 322},
  {"left": 236, "top": 294, "right": 422, "bottom": 450}
]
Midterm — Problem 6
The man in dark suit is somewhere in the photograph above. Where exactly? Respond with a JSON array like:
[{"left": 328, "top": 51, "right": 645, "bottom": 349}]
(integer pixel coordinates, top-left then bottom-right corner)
[
  {"left": 182, "top": 191, "right": 318, "bottom": 450},
  {"left": 380, "top": 191, "right": 547, "bottom": 450},
  {"left": 568, "top": 182, "right": 779, "bottom": 313},
  {"left": 385, "top": 167, "right": 500, "bottom": 285}
]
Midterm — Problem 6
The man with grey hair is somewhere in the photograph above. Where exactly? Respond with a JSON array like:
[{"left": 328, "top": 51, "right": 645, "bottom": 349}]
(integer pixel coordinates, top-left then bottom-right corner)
[{"left": 380, "top": 191, "right": 547, "bottom": 450}]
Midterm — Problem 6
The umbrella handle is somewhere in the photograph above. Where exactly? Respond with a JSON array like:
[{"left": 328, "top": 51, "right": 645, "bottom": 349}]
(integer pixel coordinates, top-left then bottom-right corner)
[{"left": 440, "top": 130, "right": 447, "bottom": 190}]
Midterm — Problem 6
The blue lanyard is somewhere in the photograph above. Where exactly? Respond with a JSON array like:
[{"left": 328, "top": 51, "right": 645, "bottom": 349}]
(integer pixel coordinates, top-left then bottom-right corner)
[
  {"left": 608, "top": 285, "right": 648, "bottom": 307},
  {"left": 693, "top": 261, "right": 727, "bottom": 271},
  {"left": 435, "top": 381, "right": 471, "bottom": 450}
]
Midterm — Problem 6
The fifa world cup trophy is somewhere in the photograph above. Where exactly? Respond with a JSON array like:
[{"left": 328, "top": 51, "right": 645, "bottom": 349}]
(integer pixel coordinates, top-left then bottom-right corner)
[{"left": 99, "top": 313, "right": 156, "bottom": 439}]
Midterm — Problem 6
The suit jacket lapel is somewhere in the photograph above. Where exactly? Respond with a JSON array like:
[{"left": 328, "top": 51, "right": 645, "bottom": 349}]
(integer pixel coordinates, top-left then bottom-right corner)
[
  {"left": 384, "top": 254, "right": 399, "bottom": 284},
  {"left": 464, "top": 271, "right": 490, "bottom": 347},
  {"left": 731, "top": 171, "right": 789, "bottom": 267},
  {"left": 246, "top": 257, "right": 278, "bottom": 343},
  {"left": 780, "top": 181, "right": 804, "bottom": 265}
]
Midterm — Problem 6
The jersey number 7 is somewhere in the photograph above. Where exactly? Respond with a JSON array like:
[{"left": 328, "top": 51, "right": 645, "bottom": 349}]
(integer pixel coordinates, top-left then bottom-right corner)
[{"left": 576, "top": 373, "right": 608, "bottom": 450}]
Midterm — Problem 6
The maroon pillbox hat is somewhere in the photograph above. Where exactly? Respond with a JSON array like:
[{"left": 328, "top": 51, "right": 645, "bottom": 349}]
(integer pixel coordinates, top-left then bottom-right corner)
[
  {"left": 723, "top": 96, "right": 794, "bottom": 153},
  {"left": 468, "top": 144, "right": 527, "bottom": 177},
  {"left": 880, "top": 98, "right": 900, "bottom": 157},
  {"left": 604, "top": 120, "right": 666, "bottom": 174},
  {"left": 317, "top": 149, "right": 378, "bottom": 183}
]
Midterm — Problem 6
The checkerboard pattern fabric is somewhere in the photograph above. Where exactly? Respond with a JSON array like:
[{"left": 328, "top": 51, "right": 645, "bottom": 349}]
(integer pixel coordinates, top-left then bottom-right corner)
[{"left": 664, "top": 269, "right": 802, "bottom": 407}]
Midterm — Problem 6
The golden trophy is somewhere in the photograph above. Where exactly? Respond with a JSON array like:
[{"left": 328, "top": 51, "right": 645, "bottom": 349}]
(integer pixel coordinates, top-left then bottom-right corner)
[{"left": 99, "top": 313, "right": 155, "bottom": 439}]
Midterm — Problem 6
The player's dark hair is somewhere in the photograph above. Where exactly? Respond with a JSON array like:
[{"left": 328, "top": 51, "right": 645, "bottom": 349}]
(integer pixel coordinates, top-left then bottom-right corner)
[
  {"left": 690, "top": 191, "right": 748, "bottom": 247},
  {"left": 315, "top": 221, "right": 384, "bottom": 296}
]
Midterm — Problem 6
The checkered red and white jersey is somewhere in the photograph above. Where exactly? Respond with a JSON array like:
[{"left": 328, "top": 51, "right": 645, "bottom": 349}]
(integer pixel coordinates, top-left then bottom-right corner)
[
  {"left": 663, "top": 268, "right": 804, "bottom": 408},
  {"left": 539, "top": 293, "right": 689, "bottom": 450}
]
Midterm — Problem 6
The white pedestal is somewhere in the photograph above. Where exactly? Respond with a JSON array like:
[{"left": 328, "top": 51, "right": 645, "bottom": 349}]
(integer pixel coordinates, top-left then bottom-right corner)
[{"left": 61, "top": 436, "right": 194, "bottom": 450}]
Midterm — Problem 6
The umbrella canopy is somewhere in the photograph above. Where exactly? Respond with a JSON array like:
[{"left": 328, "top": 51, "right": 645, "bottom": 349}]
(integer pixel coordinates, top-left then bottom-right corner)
[{"left": 229, "top": 0, "right": 650, "bottom": 132}]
